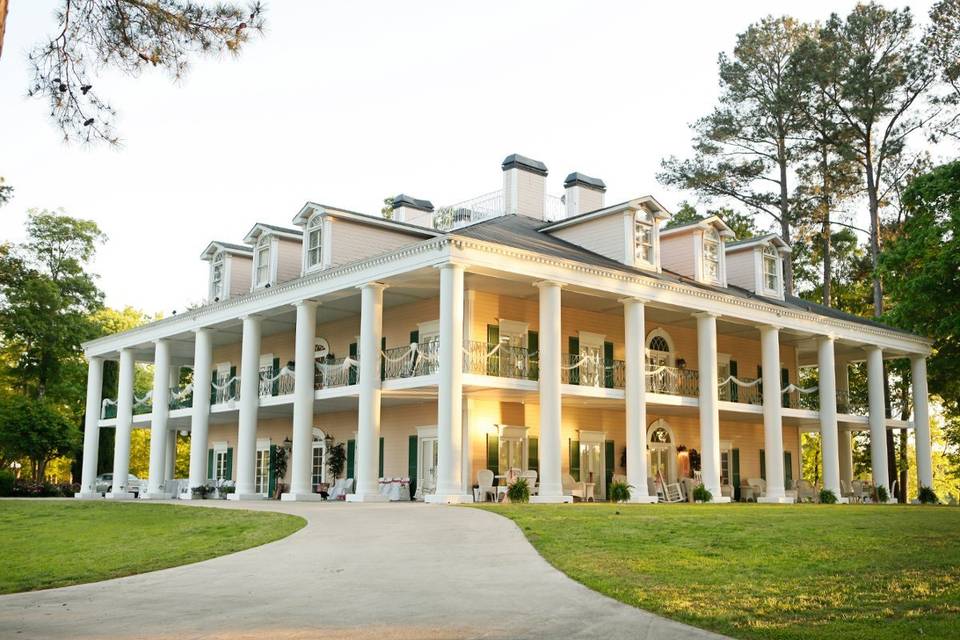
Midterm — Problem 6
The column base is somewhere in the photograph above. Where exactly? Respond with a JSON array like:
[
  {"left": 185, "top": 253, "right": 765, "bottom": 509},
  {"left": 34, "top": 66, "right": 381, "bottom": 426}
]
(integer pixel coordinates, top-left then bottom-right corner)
[
  {"left": 281, "top": 492, "right": 327, "bottom": 502},
  {"left": 227, "top": 493, "right": 265, "bottom": 501},
  {"left": 628, "top": 495, "right": 659, "bottom": 504},
  {"left": 530, "top": 495, "right": 574, "bottom": 504},
  {"left": 105, "top": 491, "right": 137, "bottom": 500},
  {"left": 142, "top": 492, "right": 174, "bottom": 500},
  {"left": 74, "top": 491, "right": 102, "bottom": 500},
  {"left": 425, "top": 493, "right": 474, "bottom": 504},
  {"left": 708, "top": 496, "right": 732, "bottom": 504},
  {"left": 758, "top": 496, "right": 795, "bottom": 504},
  {"left": 345, "top": 492, "right": 390, "bottom": 503}
]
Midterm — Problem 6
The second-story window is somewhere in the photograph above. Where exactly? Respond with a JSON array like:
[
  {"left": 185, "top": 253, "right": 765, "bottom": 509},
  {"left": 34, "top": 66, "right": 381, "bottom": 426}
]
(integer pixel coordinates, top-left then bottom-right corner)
[
  {"left": 703, "top": 228, "right": 720, "bottom": 281},
  {"left": 211, "top": 252, "right": 224, "bottom": 300},
  {"left": 763, "top": 245, "right": 779, "bottom": 291},
  {"left": 635, "top": 210, "right": 654, "bottom": 266},
  {"left": 306, "top": 215, "right": 322, "bottom": 269},
  {"left": 255, "top": 236, "right": 271, "bottom": 286}
]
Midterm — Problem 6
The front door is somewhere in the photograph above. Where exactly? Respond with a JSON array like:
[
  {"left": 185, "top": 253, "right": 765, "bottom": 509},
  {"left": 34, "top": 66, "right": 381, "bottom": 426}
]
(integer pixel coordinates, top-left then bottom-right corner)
[
  {"left": 418, "top": 437, "right": 438, "bottom": 493},
  {"left": 579, "top": 441, "right": 604, "bottom": 498}
]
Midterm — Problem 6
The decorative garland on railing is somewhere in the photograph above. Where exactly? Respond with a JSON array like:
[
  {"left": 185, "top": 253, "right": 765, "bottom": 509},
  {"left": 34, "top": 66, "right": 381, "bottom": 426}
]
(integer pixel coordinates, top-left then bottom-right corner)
[
  {"left": 316, "top": 358, "right": 359, "bottom": 374},
  {"left": 210, "top": 376, "right": 238, "bottom": 391},
  {"left": 258, "top": 366, "right": 294, "bottom": 383},
  {"left": 782, "top": 383, "right": 818, "bottom": 394},
  {"left": 170, "top": 383, "right": 194, "bottom": 401},
  {"left": 716, "top": 375, "right": 762, "bottom": 388}
]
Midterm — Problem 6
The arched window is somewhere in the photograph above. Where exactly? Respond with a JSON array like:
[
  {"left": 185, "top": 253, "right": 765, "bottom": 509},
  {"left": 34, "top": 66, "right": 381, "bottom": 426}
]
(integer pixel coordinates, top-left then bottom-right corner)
[
  {"left": 703, "top": 227, "right": 720, "bottom": 281},
  {"left": 306, "top": 215, "right": 323, "bottom": 269},
  {"left": 211, "top": 252, "right": 224, "bottom": 300},
  {"left": 647, "top": 419, "right": 676, "bottom": 483},
  {"left": 255, "top": 235, "right": 271, "bottom": 286},
  {"left": 646, "top": 329, "right": 675, "bottom": 367},
  {"left": 649, "top": 336, "right": 669, "bottom": 353},
  {"left": 649, "top": 426, "right": 671, "bottom": 443}
]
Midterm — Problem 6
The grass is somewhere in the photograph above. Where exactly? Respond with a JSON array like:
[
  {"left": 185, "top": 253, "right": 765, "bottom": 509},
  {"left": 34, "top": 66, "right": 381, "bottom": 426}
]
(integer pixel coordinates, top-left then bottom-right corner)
[
  {"left": 0, "top": 501, "right": 305, "bottom": 594},
  {"left": 479, "top": 503, "right": 960, "bottom": 640}
]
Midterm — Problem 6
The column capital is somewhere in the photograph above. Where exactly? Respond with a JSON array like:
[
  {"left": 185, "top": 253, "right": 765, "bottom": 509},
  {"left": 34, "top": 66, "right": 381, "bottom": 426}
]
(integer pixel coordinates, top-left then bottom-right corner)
[
  {"left": 817, "top": 333, "right": 837, "bottom": 344},
  {"left": 434, "top": 261, "right": 467, "bottom": 272},
  {"left": 618, "top": 296, "right": 648, "bottom": 305},
  {"left": 758, "top": 323, "right": 783, "bottom": 333},
  {"left": 291, "top": 299, "right": 320, "bottom": 310},
  {"left": 863, "top": 344, "right": 883, "bottom": 355},
  {"left": 908, "top": 352, "right": 927, "bottom": 363},
  {"left": 239, "top": 313, "right": 263, "bottom": 321},
  {"left": 191, "top": 326, "right": 214, "bottom": 335},
  {"left": 533, "top": 280, "right": 565, "bottom": 290},
  {"left": 692, "top": 310, "right": 720, "bottom": 320},
  {"left": 355, "top": 281, "right": 388, "bottom": 292}
]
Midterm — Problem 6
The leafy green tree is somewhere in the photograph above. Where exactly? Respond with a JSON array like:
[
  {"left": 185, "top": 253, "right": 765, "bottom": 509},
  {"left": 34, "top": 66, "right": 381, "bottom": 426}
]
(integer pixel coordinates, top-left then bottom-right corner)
[
  {"left": 3, "top": 1, "right": 266, "bottom": 144},
  {"left": 0, "top": 394, "right": 79, "bottom": 480},
  {"left": 665, "top": 201, "right": 758, "bottom": 241},
  {"left": 660, "top": 16, "right": 811, "bottom": 295},
  {"left": 926, "top": 0, "right": 960, "bottom": 141},
  {"left": 0, "top": 176, "right": 11, "bottom": 206}
]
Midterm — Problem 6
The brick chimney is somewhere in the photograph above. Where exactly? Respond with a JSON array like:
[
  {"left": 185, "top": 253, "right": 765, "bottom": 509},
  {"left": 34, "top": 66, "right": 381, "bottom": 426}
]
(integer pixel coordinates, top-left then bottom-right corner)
[
  {"left": 502, "top": 154, "right": 548, "bottom": 219},
  {"left": 563, "top": 172, "right": 606, "bottom": 218},
  {"left": 390, "top": 194, "right": 434, "bottom": 228}
]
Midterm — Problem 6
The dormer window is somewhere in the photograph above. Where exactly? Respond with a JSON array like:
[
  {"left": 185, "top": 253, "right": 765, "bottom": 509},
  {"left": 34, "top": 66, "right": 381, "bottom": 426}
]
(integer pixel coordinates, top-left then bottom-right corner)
[
  {"left": 762, "top": 245, "right": 779, "bottom": 291},
  {"left": 634, "top": 210, "right": 655, "bottom": 266},
  {"left": 210, "top": 252, "right": 224, "bottom": 300},
  {"left": 703, "top": 228, "right": 720, "bottom": 281},
  {"left": 305, "top": 215, "right": 323, "bottom": 270},
  {"left": 255, "top": 236, "right": 271, "bottom": 287}
]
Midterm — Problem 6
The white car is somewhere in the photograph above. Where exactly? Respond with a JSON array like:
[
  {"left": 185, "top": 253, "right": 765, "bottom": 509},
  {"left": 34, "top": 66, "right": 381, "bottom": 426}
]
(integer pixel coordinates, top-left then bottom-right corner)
[{"left": 95, "top": 473, "right": 145, "bottom": 497}]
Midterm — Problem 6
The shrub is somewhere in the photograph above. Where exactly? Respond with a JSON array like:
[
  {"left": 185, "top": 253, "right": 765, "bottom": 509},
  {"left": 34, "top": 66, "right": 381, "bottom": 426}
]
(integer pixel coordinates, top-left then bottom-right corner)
[
  {"left": 819, "top": 488, "right": 838, "bottom": 504},
  {"left": 609, "top": 480, "right": 632, "bottom": 503},
  {"left": 875, "top": 485, "right": 889, "bottom": 503},
  {"left": 507, "top": 477, "right": 530, "bottom": 503},
  {"left": 692, "top": 484, "right": 713, "bottom": 503},
  {"left": 0, "top": 470, "right": 14, "bottom": 496},
  {"left": 917, "top": 486, "right": 939, "bottom": 504}
]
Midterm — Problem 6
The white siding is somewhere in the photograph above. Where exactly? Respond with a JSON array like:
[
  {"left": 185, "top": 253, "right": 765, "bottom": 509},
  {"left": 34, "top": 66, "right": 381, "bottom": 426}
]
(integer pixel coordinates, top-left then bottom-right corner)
[
  {"left": 726, "top": 249, "right": 757, "bottom": 291},
  {"left": 549, "top": 214, "right": 625, "bottom": 263},
  {"left": 329, "top": 218, "right": 423, "bottom": 267},
  {"left": 227, "top": 254, "right": 252, "bottom": 297},
  {"left": 276, "top": 238, "right": 303, "bottom": 284},
  {"left": 660, "top": 229, "right": 698, "bottom": 278}
]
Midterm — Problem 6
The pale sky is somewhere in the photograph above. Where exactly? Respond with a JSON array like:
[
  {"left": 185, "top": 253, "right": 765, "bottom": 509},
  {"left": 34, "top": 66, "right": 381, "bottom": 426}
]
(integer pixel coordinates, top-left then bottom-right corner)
[{"left": 0, "top": 0, "right": 950, "bottom": 314}]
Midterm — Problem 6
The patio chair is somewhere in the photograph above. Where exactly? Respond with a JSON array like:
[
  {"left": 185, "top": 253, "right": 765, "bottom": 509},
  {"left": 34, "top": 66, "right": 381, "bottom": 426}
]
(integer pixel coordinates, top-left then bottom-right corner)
[
  {"left": 477, "top": 469, "right": 496, "bottom": 503},
  {"left": 851, "top": 479, "right": 870, "bottom": 503},
  {"left": 562, "top": 474, "right": 585, "bottom": 501},
  {"left": 661, "top": 482, "right": 684, "bottom": 503},
  {"left": 840, "top": 479, "right": 856, "bottom": 502},
  {"left": 746, "top": 478, "right": 766, "bottom": 500},
  {"left": 796, "top": 479, "right": 817, "bottom": 503},
  {"left": 647, "top": 477, "right": 659, "bottom": 499},
  {"left": 521, "top": 470, "right": 538, "bottom": 496},
  {"left": 327, "top": 479, "right": 346, "bottom": 500}
]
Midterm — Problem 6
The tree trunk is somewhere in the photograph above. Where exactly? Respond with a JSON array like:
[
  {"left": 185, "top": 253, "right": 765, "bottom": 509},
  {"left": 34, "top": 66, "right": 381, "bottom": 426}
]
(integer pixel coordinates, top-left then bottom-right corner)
[
  {"left": 0, "top": 0, "right": 8, "bottom": 61},
  {"left": 778, "top": 136, "right": 794, "bottom": 296},
  {"left": 865, "top": 160, "right": 883, "bottom": 317},
  {"left": 821, "top": 146, "right": 832, "bottom": 307}
]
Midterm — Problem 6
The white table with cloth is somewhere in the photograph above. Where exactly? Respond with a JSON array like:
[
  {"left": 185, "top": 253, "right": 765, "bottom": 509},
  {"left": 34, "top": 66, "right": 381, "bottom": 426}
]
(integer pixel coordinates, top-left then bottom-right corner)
[{"left": 378, "top": 478, "right": 411, "bottom": 501}]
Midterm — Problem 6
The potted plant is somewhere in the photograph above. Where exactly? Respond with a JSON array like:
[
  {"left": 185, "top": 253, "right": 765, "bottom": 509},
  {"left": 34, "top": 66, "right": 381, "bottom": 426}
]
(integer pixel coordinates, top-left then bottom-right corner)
[
  {"left": 692, "top": 484, "right": 712, "bottom": 503},
  {"left": 917, "top": 486, "right": 939, "bottom": 504},
  {"left": 327, "top": 442, "right": 346, "bottom": 480},
  {"left": 273, "top": 447, "right": 288, "bottom": 499},
  {"left": 819, "top": 488, "right": 838, "bottom": 504},
  {"left": 609, "top": 480, "right": 632, "bottom": 503},
  {"left": 506, "top": 477, "right": 530, "bottom": 503}
]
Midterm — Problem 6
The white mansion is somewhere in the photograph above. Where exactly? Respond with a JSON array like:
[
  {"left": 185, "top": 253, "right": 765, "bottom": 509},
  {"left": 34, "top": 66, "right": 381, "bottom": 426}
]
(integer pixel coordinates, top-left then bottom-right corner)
[{"left": 76, "top": 154, "right": 935, "bottom": 504}]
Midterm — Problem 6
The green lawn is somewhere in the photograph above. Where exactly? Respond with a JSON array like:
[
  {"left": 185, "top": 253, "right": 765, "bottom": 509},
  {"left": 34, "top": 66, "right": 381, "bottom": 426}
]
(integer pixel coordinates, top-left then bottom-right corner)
[
  {"left": 0, "top": 501, "right": 305, "bottom": 594},
  {"left": 480, "top": 504, "right": 960, "bottom": 640}
]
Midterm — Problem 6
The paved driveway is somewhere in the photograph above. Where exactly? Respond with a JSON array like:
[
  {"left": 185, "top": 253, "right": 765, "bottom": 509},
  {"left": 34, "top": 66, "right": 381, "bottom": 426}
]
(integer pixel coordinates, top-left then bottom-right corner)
[{"left": 0, "top": 501, "right": 726, "bottom": 639}]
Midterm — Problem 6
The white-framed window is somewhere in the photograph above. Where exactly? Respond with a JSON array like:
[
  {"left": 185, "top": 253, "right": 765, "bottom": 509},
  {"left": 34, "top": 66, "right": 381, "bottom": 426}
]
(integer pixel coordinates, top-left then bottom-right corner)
[
  {"left": 703, "top": 228, "right": 720, "bottom": 282},
  {"left": 211, "top": 252, "right": 224, "bottom": 300},
  {"left": 306, "top": 215, "right": 323, "bottom": 269},
  {"left": 312, "top": 442, "right": 325, "bottom": 486},
  {"left": 215, "top": 450, "right": 228, "bottom": 481},
  {"left": 255, "top": 236, "right": 271, "bottom": 287},
  {"left": 255, "top": 443, "right": 270, "bottom": 495},
  {"left": 498, "top": 425, "right": 528, "bottom": 473},
  {"left": 634, "top": 210, "right": 654, "bottom": 265},
  {"left": 762, "top": 246, "right": 779, "bottom": 291}
]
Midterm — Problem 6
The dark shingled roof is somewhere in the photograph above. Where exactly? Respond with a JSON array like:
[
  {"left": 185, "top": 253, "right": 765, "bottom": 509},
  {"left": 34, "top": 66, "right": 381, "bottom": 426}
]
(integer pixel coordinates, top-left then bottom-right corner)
[
  {"left": 501, "top": 153, "right": 548, "bottom": 176},
  {"left": 392, "top": 194, "right": 434, "bottom": 212},
  {"left": 449, "top": 214, "right": 915, "bottom": 337},
  {"left": 214, "top": 241, "right": 253, "bottom": 253},
  {"left": 563, "top": 172, "right": 606, "bottom": 191}
]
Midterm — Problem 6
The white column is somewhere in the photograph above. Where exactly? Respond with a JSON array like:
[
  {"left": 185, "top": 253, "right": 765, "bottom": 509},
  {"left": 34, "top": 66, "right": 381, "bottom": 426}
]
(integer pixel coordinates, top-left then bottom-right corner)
[
  {"left": 347, "top": 283, "right": 389, "bottom": 502},
  {"left": 284, "top": 301, "right": 324, "bottom": 501},
  {"left": 76, "top": 356, "right": 104, "bottom": 499},
  {"left": 758, "top": 325, "right": 790, "bottom": 503},
  {"left": 164, "top": 428, "right": 177, "bottom": 482},
  {"left": 696, "top": 312, "right": 728, "bottom": 502},
  {"left": 865, "top": 346, "right": 890, "bottom": 491},
  {"left": 427, "top": 263, "right": 471, "bottom": 503},
  {"left": 817, "top": 336, "right": 844, "bottom": 501},
  {"left": 145, "top": 340, "right": 172, "bottom": 498},
  {"left": 231, "top": 315, "right": 264, "bottom": 500},
  {"left": 531, "top": 281, "right": 571, "bottom": 503},
  {"left": 185, "top": 328, "right": 213, "bottom": 495},
  {"left": 107, "top": 349, "right": 136, "bottom": 499},
  {"left": 911, "top": 355, "right": 934, "bottom": 491},
  {"left": 622, "top": 298, "right": 656, "bottom": 503}
]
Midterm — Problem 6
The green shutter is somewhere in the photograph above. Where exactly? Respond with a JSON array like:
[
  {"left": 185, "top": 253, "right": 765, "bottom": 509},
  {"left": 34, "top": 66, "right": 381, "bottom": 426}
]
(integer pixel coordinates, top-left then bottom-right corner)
[
  {"left": 380, "top": 337, "right": 387, "bottom": 381},
  {"left": 568, "top": 337, "right": 580, "bottom": 384},
  {"left": 528, "top": 436, "right": 539, "bottom": 472},
  {"left": 729, "top": 360, "right": 739, "bottom": 402},
  {"left": 210, "top": 369, "right": 217, "bottom": 405},
  {"left": 783, "top": 451, "right": 793, "bottom": 489},
  {"left": 207, "top": 448, "right": 214, "bottom": 481},
  {"left": 225, "top": 447, "right": 233, "bottom": 481},
  {"left": 409, "top": 331, "right": 420, "bottom": 373},
  {"left": 604, "top": 440, "right": 615, "bottom": 497},
  {"left": 348, "top": 343, "right": 358, "bottom": 385},
  {"left": 346, "top": 439, "right": 355, "bottom": 479},
  {"left": 486, "top": 434, "right": 499, "bottom": 473},
  {"left": 272, "top": 357, "right": 281, "bottom": 396},
  {"left": 604, "top": 341, "right": 615, "bottom": 388},
  {"left": 569, "top": 439, "right": 580, "bottom": 481},
  {"left": 268, "top": 443, "right": 277, "bottom": 496},
  {"left": 486, "top": 324, "right": 500, "bottom": 375},
  {"left": 408, "top": 435, "right": 418, "bottom": 499},
  {"left": 757, "top": 365, "right": 762, "bottom": 396},
  {"left": 759, "top": 449, "right": 766, "bottom": 481},
  {"left": 378, "top": 436, "right": 384, "bottom": 478},
  {"left": 229, "top": 366, "right": 237, "bottom": 399},
  {"left": 527, "top": 330, "right": 539, "bottom": 380},
  {"left": 781, "top": 367, "right": 790, "bottom": 408},
  {"left": 732, "top": 448, "right": 741, "bottom": 501}
]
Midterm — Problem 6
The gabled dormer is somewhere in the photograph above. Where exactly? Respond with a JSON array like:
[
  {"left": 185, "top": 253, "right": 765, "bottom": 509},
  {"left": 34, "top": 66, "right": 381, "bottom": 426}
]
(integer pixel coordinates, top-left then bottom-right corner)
[
  {"left": 292, "top": 202, "right": 438, "bottom": 274},
  {"left": 660, "top": 216, "right": 736, "bottom": 286},
  {"left": 725, "top": 234, "right": 791, "bottom": 300},
  {"left": 541, "top": 196, "right": 672, "bottom": 272},
  {"left": 200, "top": 241, "right": 253, "bottom": 302},
  {"left": 242, "top": 223, "right": 303, "bottom": 290}
]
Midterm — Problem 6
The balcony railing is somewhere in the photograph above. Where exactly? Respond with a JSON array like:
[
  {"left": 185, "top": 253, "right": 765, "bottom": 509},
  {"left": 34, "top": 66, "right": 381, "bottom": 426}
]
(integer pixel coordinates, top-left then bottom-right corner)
[
  {"left": 383, "top": 343, "right": 440, "bottom": 379},
  {"left": 647, "top": 365, "right": 700, "bottom": 398},
  {"left": 212, "top": 374, "right": 239, "bottom": 405},
  {"left": 169, "top": 385, "right": 193, "bottom": 410},
  {"left": 718, "top": 376, "right": 762, "bottom": 405},
  {"left": 434, "top": 190, "right": 566, "bottom": 231},
  {"left": 463, "top": 341, "right": 536, "bottom": 380},
  {"left": 316, "top": 357, "right": 357, "bottom": 390},
  {"left": 836, "top": 390, "right": 868, "bottom": 415}
]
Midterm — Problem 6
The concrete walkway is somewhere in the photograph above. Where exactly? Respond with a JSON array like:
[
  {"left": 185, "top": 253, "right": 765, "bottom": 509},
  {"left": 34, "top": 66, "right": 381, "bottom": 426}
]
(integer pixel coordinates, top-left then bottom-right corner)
[{"left": 0, "top": 501, "right": 727, "bottom": 640}]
